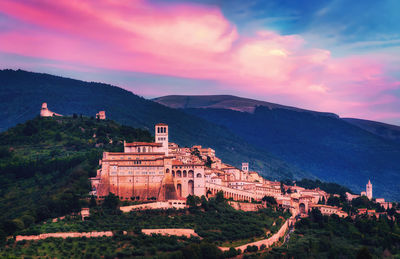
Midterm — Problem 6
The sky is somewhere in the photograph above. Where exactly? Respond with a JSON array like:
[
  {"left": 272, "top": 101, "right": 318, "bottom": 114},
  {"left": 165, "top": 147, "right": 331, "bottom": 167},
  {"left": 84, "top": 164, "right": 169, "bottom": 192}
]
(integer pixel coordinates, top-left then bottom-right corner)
[{"left": 0, "top": 0, "right": 399, "bottom": 124}]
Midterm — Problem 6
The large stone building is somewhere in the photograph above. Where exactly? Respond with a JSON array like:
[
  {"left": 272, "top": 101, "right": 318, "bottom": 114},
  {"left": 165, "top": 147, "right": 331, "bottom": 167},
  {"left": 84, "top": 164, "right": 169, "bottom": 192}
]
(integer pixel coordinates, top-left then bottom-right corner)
[
  {"left": 91, "top": 123, "right": 287, "bottom": 201},
  {"left": 90, "top": 123, "right": 331, "bottom": 217},
  {"left": 91, "top": 123, "right": 205, "bottom": 200}
]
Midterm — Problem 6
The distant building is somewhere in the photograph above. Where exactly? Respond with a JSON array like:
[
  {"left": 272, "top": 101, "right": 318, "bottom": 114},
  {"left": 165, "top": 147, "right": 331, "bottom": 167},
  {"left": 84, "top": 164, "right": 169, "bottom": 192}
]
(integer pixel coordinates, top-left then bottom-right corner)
[
  {"left": 81, "top": 208, "right": 90, "bottom": 221},
  {"left": 40, "top": 102, "right": 62, "bottom": 117},
  {"left": 311, "top": 204, "right": 348, "bottom": 218},
  {"left": 96, "top": 111, "right": 106, "bottom": 120},
  {"left": 376, "top": 198, "right": 393, "bottom": 210},
  {"left": 366, "top": 180, "right": 373, "bottom": 200}
]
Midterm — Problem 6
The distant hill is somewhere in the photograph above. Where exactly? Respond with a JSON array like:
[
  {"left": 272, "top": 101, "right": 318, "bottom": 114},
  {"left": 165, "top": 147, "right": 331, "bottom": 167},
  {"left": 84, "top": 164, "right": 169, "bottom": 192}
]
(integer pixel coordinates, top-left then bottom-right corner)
[
  {"left": 0, "top": 69, "right": 307, "bottom": 182},
  {"left": 154, "top": 94, "right": 338, "bottom": 117},
  {"left": 343, "top": 118, "right": 400, "bottom": 143},
  {"left": 155, "top": 95, "right": 400, "bottom": 201}
]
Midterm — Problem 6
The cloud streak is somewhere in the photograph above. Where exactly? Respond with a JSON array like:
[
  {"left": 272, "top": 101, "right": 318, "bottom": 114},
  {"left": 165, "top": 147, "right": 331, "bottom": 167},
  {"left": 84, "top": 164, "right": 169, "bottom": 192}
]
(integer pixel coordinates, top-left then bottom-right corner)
[{"left": 0, "top": 0, "right": 399, "bottom": 123}]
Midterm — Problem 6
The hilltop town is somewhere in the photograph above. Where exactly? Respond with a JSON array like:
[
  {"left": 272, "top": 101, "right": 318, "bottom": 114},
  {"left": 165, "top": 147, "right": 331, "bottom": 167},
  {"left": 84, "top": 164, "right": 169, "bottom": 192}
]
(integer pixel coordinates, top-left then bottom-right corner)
[
  {"left": 0, "top": 103, "right": 399, "bottom": 258},
  {"left": 39, "top": 103, "right": 395, "bottom": 219},
  {"left": 88, "top": 116, "right": 393, "bottom": 218}
]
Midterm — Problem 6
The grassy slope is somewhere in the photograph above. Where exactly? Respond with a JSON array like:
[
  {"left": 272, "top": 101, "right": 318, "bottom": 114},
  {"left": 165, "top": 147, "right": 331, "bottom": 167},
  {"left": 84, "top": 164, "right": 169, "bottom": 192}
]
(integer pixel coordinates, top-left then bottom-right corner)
[
  {"left": 0, "top": 116, "right": 152, "bottom": 236},
  {"left": 3, "top": 199, "right": 289, "bottom": 258},
  {"left": 268, "top": 211, "right": 400, "bottom": 258}
]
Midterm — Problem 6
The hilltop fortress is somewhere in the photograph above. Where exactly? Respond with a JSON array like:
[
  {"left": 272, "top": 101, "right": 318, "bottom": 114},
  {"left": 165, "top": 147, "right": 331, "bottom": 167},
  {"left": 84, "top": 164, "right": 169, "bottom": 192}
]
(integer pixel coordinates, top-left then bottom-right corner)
[
  {"left": 40, "top": 103, "right": 62, "bottom": 117},
  {"left": 90, "top": 123, "right": 341, "bottom": 216},
  {"left": 40, "top": 102, "right": 106, "bottom": 120}
]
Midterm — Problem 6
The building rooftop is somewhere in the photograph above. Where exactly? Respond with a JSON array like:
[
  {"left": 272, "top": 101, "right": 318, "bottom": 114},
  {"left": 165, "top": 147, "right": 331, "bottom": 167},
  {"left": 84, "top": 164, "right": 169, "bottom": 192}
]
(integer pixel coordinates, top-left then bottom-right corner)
[{"left": 125, "top": 142, "right": 163, "bottom": 147}]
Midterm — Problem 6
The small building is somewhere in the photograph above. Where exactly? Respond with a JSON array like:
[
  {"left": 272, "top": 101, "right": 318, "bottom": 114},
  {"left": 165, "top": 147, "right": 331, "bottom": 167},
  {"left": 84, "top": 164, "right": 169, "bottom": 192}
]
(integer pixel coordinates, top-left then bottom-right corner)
[
  {"left": 81, "top": 208, "right": 90, "bottom": 221},
  {"left": 311, "top": 204, "right": 348, "bottom": 218},
  {"left": 96, "top": 111, "right": 106, "bottom": 120},
  {"left": 40, "top": 102, "right": 62, "bottom": 117}
]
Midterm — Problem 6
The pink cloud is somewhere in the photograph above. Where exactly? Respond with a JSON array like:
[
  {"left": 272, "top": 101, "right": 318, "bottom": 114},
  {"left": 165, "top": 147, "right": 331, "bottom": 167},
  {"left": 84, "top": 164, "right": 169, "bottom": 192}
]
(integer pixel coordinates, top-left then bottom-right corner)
[{"left": 0, "top": 0, "right": 399, "bottom": 123}]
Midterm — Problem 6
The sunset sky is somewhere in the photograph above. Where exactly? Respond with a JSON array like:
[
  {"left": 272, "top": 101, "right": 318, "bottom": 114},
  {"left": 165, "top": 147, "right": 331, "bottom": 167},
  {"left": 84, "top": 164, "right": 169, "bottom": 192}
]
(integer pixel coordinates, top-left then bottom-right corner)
[{"left": 0, "top": 0, "right": 399, "bottom": 124}]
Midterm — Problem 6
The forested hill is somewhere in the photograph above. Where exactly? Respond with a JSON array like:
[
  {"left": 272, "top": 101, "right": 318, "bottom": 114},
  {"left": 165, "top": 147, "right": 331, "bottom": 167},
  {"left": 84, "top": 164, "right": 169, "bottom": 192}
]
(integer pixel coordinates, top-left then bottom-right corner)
[
  {"left": 155, "top": 96, "right": 400, "bottom": 201},
  {"left": 0, "top": 69, "right": 309, "bottom": 182},
  {"left": 0, "top": 116, "right": 152, "bottom": 240}
]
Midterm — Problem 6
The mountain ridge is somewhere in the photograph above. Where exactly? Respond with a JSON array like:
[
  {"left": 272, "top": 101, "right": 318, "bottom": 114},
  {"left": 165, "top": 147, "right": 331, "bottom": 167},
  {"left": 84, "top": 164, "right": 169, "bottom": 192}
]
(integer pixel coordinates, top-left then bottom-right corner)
[
  {"left": 0, "top": 69, "right": 308, "bottom": 182},
  {"left": 2, "top": 69, "right": 400, "bottom": 200},
  {"left": 155, "top": 95, "right": 400, "bottom": 201},
  {"left": 154, "top": 94, "right": 339, "bottom": 118}
]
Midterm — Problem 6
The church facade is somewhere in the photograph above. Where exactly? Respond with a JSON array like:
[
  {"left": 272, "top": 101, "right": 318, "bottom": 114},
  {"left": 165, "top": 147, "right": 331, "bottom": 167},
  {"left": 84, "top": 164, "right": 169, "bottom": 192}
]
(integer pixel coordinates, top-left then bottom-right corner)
[{"left": 91, "top": 123, "right": 205, "bottom": 200}]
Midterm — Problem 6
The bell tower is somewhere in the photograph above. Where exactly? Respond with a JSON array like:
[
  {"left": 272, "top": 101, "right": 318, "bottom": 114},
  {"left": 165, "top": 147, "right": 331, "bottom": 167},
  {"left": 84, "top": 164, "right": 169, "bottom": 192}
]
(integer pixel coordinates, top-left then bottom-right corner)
[
  {"left": 155, "top": 123, "right": 169, "bottom": 155},
  {"left": 366, "top": 180, "right": 372, "bottom": 200}
]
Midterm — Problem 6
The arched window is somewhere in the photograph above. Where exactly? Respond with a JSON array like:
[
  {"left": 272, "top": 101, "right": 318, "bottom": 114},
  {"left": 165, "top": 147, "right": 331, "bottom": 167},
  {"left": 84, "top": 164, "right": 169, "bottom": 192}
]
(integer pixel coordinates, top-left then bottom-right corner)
[
  {"left": 183, "top": 170, "right": 187, "bottom": 177},
  {"left": 177, "top": 170, "right": 182, "bottom": 177},
  {"left": 172, "top": 170, "right": 175, "bottom": 177},
  {"left": 188, "top": 180, "right": 194, "bottom": 195},
  {"left": 188, "top": 170, "right": 194, "bottom": 178},
  {"left": 166, "top": 168, "right": 170, "bottom": 174},
  {"left": 177, "top": 184, "right": 182, "bottom": 197},
  {"left": 196, "top": 173, "right": 202, "bottom": 178}
]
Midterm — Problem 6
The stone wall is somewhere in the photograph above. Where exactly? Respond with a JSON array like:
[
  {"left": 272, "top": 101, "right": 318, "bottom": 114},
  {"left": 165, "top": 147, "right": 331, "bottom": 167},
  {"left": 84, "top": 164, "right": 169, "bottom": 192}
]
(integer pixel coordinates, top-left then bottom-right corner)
[
  {"left": 220, "top": 217, "right": 293, "bottom": 251},
  {"left": 15, "top": 231, "right": 116, "bottom": 242},
  {"left": 142, "top": 228, "right": 198, "bottom": 238},
  {"left": 228, "top": 201, "right": 264, "bottom": 211},
  {"left": 120, "top": 200, "right": 186, "bottom": 212}
]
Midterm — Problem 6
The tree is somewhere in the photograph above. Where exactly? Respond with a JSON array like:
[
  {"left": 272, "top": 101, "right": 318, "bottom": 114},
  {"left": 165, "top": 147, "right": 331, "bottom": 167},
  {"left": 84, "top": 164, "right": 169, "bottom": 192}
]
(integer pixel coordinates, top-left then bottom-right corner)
[
  {"left": 187, "top": 195, "right": 201, "bottom": 212},
  {"left": 102, "top": 193, "right": 120, "bottom": 212},
  {"left": 280, "top": 182, "right": 286, "bottom": 194},
  {"left": 224, "top": 247, "right": 238, "bottom": 258},
  {"left": 205, "top": 156, "right": 213, "bottom": 168},
  {"left": 89, "top": 196, "right": 97, "bottom": 208},
  {"left": 262, "top": 196, "right": 277, "bottom": 206},
  {"left": 215, "top": 191, "right": 225, "bottom": 204},
  {"left": 201, "top": 195, "right": 209, "bottom": 211},
  {"left": 356, "top": 247, "right": 372, "bottom": 259}
]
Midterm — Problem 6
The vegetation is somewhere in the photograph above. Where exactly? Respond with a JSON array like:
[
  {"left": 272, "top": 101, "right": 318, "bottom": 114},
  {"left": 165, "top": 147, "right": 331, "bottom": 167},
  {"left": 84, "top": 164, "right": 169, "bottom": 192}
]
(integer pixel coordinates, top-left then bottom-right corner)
[
  {"left": 18, "top": 193, "right": 290, "bottom": 245},
  {"left": 2, "top": 193, "right": 288, "bottom": 258},
  {"left": 0, "top": 69, "right": 306, "bottom": 183},
  {"left": 282, "top": 178, "right": 354, "bottom": 196},
  {"left": 184, "top": 105, "right": 400, "bottom": 201},
  {"left": 1, "top": 234, "right": 200, "bottom": 258},
  {"left": 267, "top": 209, "right": 400, "bottom": 258},
  {"left": 0, "top": 116, "right": 152, "bottom": 241}
]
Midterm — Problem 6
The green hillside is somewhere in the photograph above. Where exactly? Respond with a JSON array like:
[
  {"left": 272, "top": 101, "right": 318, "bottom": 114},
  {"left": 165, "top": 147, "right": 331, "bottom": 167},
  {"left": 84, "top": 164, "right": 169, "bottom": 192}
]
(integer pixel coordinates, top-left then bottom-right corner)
[
  {"left": 0, "top": 116, "right": 152, "bottom": 240},
  {"left": 0, "top": 69, "right": 309, "bottom": 181}
]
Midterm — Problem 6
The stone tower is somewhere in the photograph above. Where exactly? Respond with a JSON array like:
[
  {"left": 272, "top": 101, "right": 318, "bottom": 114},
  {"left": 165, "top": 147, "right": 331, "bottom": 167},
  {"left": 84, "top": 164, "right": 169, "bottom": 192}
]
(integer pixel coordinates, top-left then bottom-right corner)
[
  {"left": 40, "top": 102, "right": 62, "bottom": 117},
  {"left": 155, "top": 123, "right": 169, "bottom": 155},
  {"left": 366, "top": 180, "right": 373, "bottom": 200}
]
